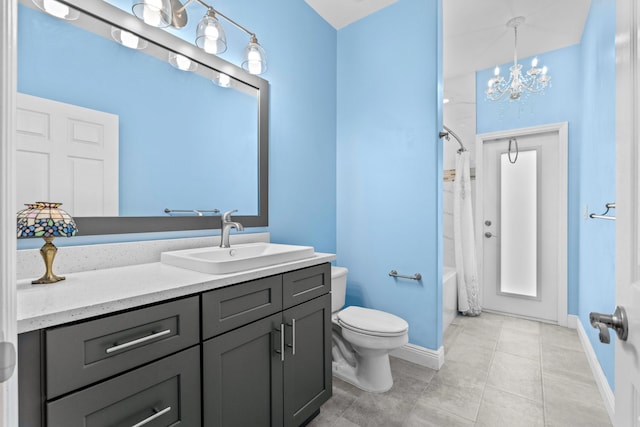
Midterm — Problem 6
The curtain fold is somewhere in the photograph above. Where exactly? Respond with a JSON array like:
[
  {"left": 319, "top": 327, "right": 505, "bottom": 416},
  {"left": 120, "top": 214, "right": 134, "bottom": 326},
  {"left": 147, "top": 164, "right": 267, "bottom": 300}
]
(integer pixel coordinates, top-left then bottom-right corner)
[{"left": 453, "top": 151, "right": 481, "bottom": 316}]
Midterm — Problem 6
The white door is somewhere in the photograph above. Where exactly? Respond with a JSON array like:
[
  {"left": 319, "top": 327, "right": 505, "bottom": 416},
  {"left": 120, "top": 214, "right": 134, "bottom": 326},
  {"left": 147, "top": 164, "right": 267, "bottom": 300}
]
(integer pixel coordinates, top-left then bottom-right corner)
[
  {"left": 478, "top": 123, "right": 568, "bottom": 324},
  {"left": 614, "top": 0, "right": 640, "bottom": 425},
  {"left": 16, "top": 93, "right": 119, "bottom": 217}
]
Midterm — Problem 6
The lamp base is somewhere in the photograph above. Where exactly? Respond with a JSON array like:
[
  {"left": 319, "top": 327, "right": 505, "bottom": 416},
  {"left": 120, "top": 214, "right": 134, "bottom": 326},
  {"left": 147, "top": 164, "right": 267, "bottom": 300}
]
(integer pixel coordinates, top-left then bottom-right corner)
[{"left": 32, "top": 236, "right": 66, "bottom": 285}]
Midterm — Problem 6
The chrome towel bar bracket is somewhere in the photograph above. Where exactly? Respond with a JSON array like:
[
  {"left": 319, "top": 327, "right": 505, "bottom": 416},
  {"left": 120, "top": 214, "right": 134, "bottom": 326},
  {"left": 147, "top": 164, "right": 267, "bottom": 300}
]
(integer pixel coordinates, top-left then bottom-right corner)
[
  {"left": 589, "top": 202, "right": 615, "bottom": 221},
  {"left": 389, "top": 270, "right": 422, "bottom": 281}
]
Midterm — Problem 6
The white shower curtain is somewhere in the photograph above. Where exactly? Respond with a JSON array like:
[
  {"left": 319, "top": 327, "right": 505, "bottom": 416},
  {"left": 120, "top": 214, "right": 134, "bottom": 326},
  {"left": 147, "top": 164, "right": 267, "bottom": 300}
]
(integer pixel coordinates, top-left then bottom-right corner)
[{"left": 453, "top": 151, "right": 481, "bottom": 316}]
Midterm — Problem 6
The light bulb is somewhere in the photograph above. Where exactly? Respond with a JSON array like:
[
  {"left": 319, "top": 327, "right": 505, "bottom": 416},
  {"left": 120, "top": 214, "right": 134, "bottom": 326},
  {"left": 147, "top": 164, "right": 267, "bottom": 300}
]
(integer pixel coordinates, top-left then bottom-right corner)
[
  {"left": 531, "top": 57, "right": 538, "bottom": 68},
  {"left": 204, "top": 25, "right": 220, "bottom": 39},
  {"left": 494, "top": 66, "right": 500, "bottom": 76},
  {"left": 43, "top": 0, "right": 70, "bottom": 18},
  {"left": 542, "top": 66, "right": 548, "bottom": 75},
  {"left": 203, "top": 39, "right": 217, "bottom": 54}
]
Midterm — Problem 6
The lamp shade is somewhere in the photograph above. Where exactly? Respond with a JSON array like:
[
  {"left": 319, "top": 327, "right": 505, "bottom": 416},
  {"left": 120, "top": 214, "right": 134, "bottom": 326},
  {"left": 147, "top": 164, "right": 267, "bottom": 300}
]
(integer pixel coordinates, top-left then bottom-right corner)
[
  {"left": 241, "top": 36, "right": 267, "bottom": 75},
  {"left": 195, "top": 9, "right": 227, "bottom": 54},
  {"left": 17, "top": 202, "right": 77, "bottom": 239},
  {"left": 132, "top": 0, "right": 173, "bottom": 28}
]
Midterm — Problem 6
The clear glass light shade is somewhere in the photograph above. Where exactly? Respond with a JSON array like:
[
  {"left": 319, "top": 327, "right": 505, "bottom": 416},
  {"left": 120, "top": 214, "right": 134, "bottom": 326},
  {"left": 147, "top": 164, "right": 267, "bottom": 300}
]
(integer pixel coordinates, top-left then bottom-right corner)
[
  {"left": 242, "top": 37, "right": 267, "bottom": 75},
  {"left": 32, "top": 0, "right": 80, "bottom": 20},
  {"left": 168, "top": 52, "right": 198, "bottom": 71},
  {"left": 132, "top": 0, "right": 173, "bottom": 28},
  {"left": 111, "top": 27, "right": 148, "bottom": 50},
  {"left": 196, "top": 11, "right": 227, "bottom": 54}
]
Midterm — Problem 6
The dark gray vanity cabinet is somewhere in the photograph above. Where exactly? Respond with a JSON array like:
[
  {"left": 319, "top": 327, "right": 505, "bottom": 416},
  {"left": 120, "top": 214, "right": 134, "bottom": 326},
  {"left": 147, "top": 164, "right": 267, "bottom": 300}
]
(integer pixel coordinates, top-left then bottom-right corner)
[
  {"left": 202, "top": 263, "right": 332, "bottom": 427},
  {"left": 19, "top": 296, "right": 201, "bottom": 427},
  {"left": 18, "top": 262, "right": 332, "bottom": 427}
]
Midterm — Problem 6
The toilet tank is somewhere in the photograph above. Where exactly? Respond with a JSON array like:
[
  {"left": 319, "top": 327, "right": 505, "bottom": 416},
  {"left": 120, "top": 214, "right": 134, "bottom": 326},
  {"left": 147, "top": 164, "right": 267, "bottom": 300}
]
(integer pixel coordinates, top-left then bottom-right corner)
[{"left": 331, "top": 266, "right": 348, "bottom": 313}]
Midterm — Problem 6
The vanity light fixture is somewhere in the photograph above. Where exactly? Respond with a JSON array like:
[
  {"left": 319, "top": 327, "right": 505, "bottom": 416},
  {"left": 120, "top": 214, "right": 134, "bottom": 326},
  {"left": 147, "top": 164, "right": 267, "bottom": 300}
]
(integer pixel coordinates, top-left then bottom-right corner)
[
  {"left": 168, "top": 52, "right": 198, "bottom": 71},
  {"left": 195, "top": 8, "right": 227, "bottom": 54},
  {"left": 111, "top": 27, "right": 149, "bottom": 50},
  {"left": 130, "top": 0, "right": 267, "bottom": 75},
  {"left": 32, "top": 0, "right": 79, "bottom": 20},
  {"left": 17, "top": 202, "right": 78, "bottom": 285},
  {"left": 486, "top": 16, "right": 551, "bottom": 101}
]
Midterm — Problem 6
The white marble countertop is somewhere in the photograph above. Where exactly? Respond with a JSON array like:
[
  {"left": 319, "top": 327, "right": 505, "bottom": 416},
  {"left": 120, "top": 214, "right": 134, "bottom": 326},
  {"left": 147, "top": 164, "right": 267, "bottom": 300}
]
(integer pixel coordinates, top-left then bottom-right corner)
[{"left": 17, "top": 252, "right": 335, "bottom": 333}]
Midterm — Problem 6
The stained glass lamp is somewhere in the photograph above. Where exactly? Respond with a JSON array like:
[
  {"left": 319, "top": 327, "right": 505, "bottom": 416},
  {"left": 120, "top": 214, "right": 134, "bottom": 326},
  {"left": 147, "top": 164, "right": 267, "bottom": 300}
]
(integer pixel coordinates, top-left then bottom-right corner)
[{"left": 17, "top": 202, "right": 77, "bottom": 284}]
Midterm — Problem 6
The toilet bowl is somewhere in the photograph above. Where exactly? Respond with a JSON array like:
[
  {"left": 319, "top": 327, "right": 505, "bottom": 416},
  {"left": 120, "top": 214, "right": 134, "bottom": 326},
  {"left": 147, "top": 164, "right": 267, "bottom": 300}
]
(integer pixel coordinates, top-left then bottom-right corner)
[{"left": 331, "top": 266, "right": 409, "bottom": 393}]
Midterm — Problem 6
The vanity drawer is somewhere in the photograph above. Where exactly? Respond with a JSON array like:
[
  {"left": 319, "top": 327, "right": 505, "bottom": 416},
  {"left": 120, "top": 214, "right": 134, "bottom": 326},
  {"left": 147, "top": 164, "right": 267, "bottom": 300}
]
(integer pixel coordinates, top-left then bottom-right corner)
[
  {"left": 46, "top": 296, "right": 199, "bottom": 399},
  {"left": 47, "top": 346, "right": 200, "bottom": 427},
  {"left": 202, "top": 275, "right": 283, "bottom": 339},
  {"left": 283, "top": 263, "right": 331, "bottom": 309}
]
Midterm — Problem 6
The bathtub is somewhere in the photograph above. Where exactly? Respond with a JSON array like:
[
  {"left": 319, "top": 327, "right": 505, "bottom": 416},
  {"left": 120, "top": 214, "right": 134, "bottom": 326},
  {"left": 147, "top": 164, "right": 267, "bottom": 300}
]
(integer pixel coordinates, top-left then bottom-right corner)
[{"left": 443, "top": 267, "right": 457, "bottom": 333}]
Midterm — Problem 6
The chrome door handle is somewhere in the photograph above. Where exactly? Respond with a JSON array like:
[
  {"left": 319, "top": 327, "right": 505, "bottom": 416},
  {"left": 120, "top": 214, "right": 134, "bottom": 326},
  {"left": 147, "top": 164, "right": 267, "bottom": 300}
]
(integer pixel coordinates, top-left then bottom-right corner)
[
  {"left": 589, "top": 306, "right": 628, "bottom": 344},
  {"left": 287, "top": 319, "right": 296, "bottom": 356},
  {"left": 274, "top": 323, "right": 285, "bottom": 362},
  {"left": 485, "top": 232, "right": 499, "bottom": 238}
]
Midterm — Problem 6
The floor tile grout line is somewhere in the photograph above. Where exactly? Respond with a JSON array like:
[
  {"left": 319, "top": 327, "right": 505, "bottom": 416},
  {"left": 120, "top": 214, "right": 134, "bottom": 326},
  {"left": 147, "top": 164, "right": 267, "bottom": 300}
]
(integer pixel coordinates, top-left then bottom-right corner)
[
  {"left": 539, "top": 325, "right": 548, "bottom": 427},
  {"left": 469, "top": 314, "right": 502, "bottom": 424}
]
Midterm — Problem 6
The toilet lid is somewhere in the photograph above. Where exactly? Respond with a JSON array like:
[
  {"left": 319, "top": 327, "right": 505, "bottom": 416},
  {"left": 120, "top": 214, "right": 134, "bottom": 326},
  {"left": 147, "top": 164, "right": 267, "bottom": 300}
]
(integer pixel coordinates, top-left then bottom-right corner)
[{"left": 337, "top": 306, "right": 408, "bottom": 337}]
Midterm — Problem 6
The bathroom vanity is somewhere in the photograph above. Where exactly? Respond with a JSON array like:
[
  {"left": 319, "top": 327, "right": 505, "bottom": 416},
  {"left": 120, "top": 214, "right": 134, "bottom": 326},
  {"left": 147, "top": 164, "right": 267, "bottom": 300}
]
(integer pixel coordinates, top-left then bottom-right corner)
[{"left": 17, "top": 253, "right": 334, "bottom": 427}]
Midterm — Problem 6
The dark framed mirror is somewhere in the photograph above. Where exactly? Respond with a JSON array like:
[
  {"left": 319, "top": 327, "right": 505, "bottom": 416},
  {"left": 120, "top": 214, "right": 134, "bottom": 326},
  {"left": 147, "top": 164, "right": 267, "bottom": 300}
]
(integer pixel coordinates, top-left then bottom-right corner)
[{"left": 17, "top": 0, "right": 268, "bottom": 235}]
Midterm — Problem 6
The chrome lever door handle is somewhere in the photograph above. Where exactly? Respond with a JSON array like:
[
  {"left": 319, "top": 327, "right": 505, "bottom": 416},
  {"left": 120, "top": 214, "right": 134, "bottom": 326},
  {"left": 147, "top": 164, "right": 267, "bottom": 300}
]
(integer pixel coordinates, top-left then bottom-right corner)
[{"left": 590, "top": 306, "right": 629, "bottom": 343}]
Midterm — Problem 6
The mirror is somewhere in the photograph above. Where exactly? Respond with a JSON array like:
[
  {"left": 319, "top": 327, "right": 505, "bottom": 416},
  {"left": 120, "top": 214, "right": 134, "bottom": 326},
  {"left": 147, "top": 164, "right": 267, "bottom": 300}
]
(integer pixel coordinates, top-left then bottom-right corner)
[{"left": 16, "top": 0, "right": 268, "bottom": 235}]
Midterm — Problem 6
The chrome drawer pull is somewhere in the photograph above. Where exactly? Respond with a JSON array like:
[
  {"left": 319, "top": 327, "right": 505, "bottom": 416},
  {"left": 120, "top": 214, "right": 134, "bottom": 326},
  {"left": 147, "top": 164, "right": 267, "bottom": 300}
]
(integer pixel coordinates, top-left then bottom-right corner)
[
  {"left": 131, "top": 406, "right": 171, "bottom": 427},
  {"left": 106, "top": 329, "right": 172, "bottom": 354}
]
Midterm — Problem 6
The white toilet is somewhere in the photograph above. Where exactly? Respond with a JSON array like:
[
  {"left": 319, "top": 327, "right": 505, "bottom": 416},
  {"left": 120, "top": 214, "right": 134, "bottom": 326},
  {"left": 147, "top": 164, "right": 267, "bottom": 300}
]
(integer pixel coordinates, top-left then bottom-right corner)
[{"left": 331, "top": 266, "right": 409, "bottom": 393}]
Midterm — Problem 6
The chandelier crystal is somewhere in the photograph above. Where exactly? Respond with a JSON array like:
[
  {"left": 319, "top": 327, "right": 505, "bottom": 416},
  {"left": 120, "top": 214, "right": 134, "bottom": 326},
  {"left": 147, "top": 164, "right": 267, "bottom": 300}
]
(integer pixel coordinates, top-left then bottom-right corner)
[{"left": 486, "top": 17, "right": 551, "bottom": 101}]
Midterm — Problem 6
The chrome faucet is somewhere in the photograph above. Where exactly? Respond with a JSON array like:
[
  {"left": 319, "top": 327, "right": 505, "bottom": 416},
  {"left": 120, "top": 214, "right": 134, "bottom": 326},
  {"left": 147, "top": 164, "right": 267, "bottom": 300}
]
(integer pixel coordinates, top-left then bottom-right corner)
[{"left": 220, "top": 210, "right": 244, "bottom": 248}]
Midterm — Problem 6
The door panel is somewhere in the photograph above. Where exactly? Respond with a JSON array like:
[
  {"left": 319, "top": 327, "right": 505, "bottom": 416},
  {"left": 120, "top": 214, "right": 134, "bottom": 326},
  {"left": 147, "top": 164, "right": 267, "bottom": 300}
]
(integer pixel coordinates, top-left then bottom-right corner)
[
  {"left": 615, "top": 0, "right": 640, "bottom": 424},
  {"left": 481, "top": 129, "right": 564, "bottom": 322},
  {"left": 203, "top": 312, "right": 284, "bottom": 427}
]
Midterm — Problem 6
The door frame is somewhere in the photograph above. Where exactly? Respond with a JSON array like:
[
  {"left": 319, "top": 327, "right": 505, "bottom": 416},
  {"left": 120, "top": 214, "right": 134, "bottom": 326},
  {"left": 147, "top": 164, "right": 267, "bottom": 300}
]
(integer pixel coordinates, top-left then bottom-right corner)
[
  {"left": 475, "top": 122, "right": 568, "bottom": 326},
  {"left": 0, "top": 0, "right": 18, "bottom": 426}
]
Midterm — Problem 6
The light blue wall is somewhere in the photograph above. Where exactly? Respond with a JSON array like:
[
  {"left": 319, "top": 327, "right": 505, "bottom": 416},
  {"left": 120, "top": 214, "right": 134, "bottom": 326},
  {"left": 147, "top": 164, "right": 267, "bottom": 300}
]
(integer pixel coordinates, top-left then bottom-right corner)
[
  {"left": 17, "top": 0, "right": 337, "bottom": 254},
  {"left": 336, "top": 0, "right": 443, "bottom": 349},
  {"left": 476, "top": 0, "right": 616, "bottom": 390},
  {"left": 476, "top": 45, "right": 582, "bottom": 316},
  {"left": 577, "top": 0, "right": 616, "bottom": 390}
]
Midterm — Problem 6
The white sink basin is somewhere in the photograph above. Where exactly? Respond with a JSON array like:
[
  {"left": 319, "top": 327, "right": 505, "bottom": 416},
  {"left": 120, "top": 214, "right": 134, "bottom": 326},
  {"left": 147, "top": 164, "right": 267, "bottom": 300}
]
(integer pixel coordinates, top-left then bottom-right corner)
[{"left": 161, "top": 242, "right": 316, "bottom": 274}]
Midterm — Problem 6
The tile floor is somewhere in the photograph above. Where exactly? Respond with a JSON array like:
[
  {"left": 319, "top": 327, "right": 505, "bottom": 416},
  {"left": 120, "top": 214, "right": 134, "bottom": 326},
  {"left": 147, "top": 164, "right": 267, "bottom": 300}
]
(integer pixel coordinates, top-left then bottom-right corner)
[{"left": 309, "top": 312, "right": 612, "bottom": 427}]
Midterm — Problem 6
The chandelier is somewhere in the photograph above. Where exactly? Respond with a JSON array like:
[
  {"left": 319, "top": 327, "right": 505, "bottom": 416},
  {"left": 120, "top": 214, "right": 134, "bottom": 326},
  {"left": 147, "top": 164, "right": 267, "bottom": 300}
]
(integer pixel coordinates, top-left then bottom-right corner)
[{"left": 486, "top": 17, "right": 550, "bottom": 101}]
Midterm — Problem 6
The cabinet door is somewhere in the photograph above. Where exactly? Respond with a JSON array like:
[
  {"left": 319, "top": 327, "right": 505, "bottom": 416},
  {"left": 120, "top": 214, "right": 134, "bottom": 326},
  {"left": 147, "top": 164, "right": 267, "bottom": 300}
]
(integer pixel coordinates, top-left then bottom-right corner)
[
  {"left": 47, "top": 346, "right": 200, "bottom": 427},
  {"left": 203, "top": 312, "right": 284, "bottom": 427},
  {"left": 283, "top": 294, "right": 332, "bottom": 427}
]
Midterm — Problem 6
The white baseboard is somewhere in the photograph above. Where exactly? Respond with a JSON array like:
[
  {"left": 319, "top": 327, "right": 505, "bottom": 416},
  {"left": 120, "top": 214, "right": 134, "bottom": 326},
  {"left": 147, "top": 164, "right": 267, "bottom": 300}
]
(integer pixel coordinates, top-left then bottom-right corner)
[
  {"left": 575, "top": 318, "right": 615, "bottom": 424},
  {"left": 391, "top": 343, "right": 444, "bottom": 370},
  {"left": 567, "top": 314, "right": 578, "bottom": 329}
]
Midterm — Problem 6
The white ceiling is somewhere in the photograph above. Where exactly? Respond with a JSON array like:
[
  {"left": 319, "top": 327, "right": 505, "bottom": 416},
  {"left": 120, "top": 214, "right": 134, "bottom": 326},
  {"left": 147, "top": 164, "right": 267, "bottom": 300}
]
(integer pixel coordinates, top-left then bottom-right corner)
[
  {"left": 304, "top": 0, "right": 398, "bottom": 30},
  {"left": 306, "top": 0, "right": 591, "bottom": 101}
]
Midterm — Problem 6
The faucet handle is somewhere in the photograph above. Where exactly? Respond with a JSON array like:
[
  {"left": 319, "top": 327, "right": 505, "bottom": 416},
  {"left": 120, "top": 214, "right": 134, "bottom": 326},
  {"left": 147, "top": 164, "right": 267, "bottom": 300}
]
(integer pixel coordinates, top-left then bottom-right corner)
[{"left": 222, "top": 210, "right": 238, "bottom": 222}]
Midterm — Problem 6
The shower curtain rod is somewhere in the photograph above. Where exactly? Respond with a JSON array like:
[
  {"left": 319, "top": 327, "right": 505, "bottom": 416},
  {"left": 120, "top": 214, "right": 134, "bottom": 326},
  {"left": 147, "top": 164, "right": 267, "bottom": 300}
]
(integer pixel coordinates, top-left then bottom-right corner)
[{"left": 439, "top": 125, "right": 467, "bottom": 153}]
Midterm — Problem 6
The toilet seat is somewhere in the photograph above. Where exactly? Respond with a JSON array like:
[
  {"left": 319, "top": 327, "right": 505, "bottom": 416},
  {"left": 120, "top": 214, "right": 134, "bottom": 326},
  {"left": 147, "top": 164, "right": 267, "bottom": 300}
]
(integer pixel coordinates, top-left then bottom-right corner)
[{"left": 337, "top": 306, "right": 408, "bottom": 337}]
